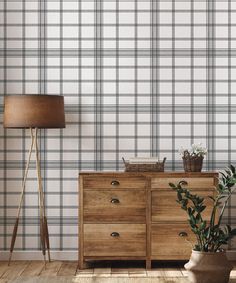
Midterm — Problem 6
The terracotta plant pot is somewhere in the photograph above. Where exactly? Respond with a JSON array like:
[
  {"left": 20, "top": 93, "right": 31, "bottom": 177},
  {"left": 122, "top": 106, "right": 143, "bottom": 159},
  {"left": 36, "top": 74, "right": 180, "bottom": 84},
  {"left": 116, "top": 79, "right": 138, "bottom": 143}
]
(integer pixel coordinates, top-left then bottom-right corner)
[{"left": 185, "top": 250, "right": 233, "bottom": 283}]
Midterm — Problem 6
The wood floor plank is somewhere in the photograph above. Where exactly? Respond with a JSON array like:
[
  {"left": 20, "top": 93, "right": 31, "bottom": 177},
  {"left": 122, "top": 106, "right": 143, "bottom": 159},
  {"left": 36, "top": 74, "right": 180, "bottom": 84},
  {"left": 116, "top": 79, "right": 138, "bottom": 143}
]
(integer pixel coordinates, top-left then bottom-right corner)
[
  {"left": 6, "top": 260, "right": 236, "bottom": 283},
  {"left": 75, "top": 273, "right": 95, "bottom": 278},
  {"left": 20, "top": 261, "right": 45, "bottom": 277},
  {"left": 111, "top": 268, "right": 129, "bottom": 274},
  {"left": 39, "top": 261, "right": 63, "bottom": 277},
  {"left": 146, "top": 269, "right": 165, "bottom": 277},
  {"left": 57, "top": 261, "right": 77, "bottom": 276},
  {"left": 180, "top": 267, "right": 188, "bottom": 277},
  {"left": 110, "top": 267, "right": 130, "bottom": 277},
  {"left": 11, "top": 279, "right": 182, "bottom": 283},
  {"left": 0, "top": 262, "right": 9, "bottom": 278},
  {"left": 72, "top": 279, "right": 97, "bottom": 283},
  {"left": 128, "top": 267, "right": 147, "bottom": 277},
  {"left": 128, "top": 268, "right": 146, "bottom": 273},
  {"left": 164, "top": 278, "right": 189, "bottom": 283},
  {"left": 1, "top": 261, "right": 29, "bottom": 281},
  {"left": 73, "top": 279, "right": 146, "bottom": 283},
  {"left": 111, "top": 273, "right": 129, "bottom": 277},
  {"left": 94, "top": 267, "right": 111, "bottom": 274},
  {"left": 162, "top": 268, "right": 183, "bottom": 278},
  {"left": 76, "top": 268, "right": 94, "bottom": 274}
]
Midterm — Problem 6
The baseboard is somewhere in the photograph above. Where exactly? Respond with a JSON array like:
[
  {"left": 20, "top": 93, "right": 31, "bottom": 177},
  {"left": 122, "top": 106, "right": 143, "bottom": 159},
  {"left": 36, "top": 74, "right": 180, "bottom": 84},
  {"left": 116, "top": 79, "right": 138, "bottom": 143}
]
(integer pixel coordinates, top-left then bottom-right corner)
[
  {"left": 0, "top": 251, "right": 78, "bottom": 261},
  {"left": 1, "top": 250, "right": 236, "bottom": 261}
]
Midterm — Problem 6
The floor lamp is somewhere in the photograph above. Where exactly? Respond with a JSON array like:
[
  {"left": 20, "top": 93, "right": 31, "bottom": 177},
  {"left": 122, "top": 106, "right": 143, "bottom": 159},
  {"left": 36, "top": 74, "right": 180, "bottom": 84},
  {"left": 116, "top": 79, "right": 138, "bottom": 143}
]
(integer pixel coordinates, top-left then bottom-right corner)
[{"left": 3, "top": 95, "right": 65, "bottom": 266}]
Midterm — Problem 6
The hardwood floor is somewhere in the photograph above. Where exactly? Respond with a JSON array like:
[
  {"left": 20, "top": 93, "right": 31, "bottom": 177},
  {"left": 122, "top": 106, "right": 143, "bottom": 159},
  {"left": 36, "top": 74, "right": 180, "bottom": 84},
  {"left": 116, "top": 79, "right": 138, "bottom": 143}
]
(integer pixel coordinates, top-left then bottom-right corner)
[{"left": 0, "top": 260, "right": 236, "bottom": 282}]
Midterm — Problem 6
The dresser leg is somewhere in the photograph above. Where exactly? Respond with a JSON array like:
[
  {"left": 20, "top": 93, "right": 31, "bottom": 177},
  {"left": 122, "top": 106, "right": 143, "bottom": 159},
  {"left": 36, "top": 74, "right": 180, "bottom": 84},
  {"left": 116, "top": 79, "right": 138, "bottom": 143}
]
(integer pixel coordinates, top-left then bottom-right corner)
[
  {"left": 146, "top": 260, "right": 152, "bottom": 270},
  {"left": 78, "top": 258, "right": 84, "bottom": 270},
  {"left": 78, "top": 260, "right": 91, "bottom": 270}
]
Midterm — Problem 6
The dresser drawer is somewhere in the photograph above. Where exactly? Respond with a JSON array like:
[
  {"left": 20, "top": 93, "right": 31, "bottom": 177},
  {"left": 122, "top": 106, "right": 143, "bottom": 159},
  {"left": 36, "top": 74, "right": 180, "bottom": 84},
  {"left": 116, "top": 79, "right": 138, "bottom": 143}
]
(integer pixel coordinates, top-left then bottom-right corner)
[
  {"left": 84, "top": 190, "right": 146, "bottom": 223},
  {"left": 84, "top": 224, "right": 146, "bottom": 256},
  {"left": 152, "top": 177, "right": 215, "bottom": 189},
  {"left": 152, "top": 224, "right": 194, "bottom": 259},
  {"left": 152, "top": 189, "right": 213, "bottom": 222},
  {"left": 83, "top": 176, "right": 146, "bottom": 190}
]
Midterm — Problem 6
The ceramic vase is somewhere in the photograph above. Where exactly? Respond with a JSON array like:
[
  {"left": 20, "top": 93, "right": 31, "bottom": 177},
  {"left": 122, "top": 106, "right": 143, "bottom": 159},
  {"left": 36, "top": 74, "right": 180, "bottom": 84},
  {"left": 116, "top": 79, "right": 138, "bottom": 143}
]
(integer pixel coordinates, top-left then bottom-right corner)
[{"left": 185, "top": 250, "right": 233, "bottom": 283}]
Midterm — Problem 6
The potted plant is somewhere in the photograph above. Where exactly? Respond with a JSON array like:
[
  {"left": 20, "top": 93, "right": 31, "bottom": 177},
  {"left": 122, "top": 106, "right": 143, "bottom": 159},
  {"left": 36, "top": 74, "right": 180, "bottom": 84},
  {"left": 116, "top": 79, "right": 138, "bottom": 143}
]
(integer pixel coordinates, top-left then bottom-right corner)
[
  {"left": 169, "top": 165, "right": 236, "bottom": 283},
  {"left": 179, "top": 143, "right": 207, "bottom": 172}
]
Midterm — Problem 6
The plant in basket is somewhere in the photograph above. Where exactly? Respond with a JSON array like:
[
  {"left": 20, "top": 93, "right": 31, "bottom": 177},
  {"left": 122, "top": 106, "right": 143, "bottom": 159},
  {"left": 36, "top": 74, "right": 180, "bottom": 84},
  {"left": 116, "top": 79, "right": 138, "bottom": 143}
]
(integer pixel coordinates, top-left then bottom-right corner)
[
  {"left": 179, "top": 143, "right": 207, "bottom": 172},
  {"left": 169, "top": 165, "right": 236, "bottom": 283}
]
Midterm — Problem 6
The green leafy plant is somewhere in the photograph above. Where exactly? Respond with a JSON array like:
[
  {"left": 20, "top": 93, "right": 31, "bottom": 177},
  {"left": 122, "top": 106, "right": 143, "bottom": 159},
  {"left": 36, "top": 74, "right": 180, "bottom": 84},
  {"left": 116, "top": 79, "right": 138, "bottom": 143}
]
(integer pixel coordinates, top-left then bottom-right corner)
[{"left": 169, "top": 165, "right": 236, "bottom": 252}]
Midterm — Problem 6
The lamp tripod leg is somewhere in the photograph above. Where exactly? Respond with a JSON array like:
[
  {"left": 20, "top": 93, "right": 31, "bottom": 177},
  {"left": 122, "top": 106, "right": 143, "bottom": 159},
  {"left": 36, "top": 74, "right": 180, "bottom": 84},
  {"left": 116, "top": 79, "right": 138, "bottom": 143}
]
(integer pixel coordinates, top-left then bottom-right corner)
[
  {"left": 34, "top": 128, "right": 51, "bottom": 266},
  {"left": 43, "top": 216, "right": 51, "bottom": 262},
  {"left": 40, "top": 216, "right": 47, "bottom": 267},
  {"left": 8, "top": 218, "right": 19, "bottom": 265},
  {"left": 8, "top": 128, "right": 35, "bottom": 266}
]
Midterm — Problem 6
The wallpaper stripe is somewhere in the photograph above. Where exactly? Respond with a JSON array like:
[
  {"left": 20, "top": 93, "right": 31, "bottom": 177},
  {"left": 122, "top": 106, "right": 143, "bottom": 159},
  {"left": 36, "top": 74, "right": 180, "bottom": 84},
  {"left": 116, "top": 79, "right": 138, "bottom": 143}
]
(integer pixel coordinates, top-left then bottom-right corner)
[
  {"left": 171, "top": 0, "right": 176, "bottom": 171},
  {"left": 3, "top": 0, "right": 7, "bottom": 251},
  {"left": 115, "top": 0, "right": 119, "bottom": 171},
  {"left": 151, "top": 0, "right": 160, "bottom": 158},
  {"left": 207, "top": 0, "right": 215, "bottom": 171},
  {"left": 228, "top": 0, "right": 232, "bottom": 249},
  {"left": 0, "top": 0, "right": 236, "bottom": 252}
]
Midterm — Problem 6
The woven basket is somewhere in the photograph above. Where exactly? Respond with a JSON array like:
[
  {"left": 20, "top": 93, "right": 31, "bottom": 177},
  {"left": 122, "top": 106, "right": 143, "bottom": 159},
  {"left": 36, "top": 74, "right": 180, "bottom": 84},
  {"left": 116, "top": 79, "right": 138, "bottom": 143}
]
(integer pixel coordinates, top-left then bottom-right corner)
[
  {"left": 182, "top": 152, "right": 204, "bottom": 172},
  {"left": 122, "top": 157, "right": 166, "bottom": 172}
]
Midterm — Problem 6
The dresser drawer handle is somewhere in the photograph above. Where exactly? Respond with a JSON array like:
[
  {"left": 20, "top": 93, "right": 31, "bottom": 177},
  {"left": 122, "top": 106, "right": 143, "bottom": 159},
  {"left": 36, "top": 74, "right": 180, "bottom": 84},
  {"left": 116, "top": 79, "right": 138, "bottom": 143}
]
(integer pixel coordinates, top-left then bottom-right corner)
[
  {"left": 179, "top": 180, "right": 188, "bottom": 186},
  {"left": 111, "top": 180, "right": 120, "bottom": 186},
  {"left": 111, "top": 198, "right": 120, "bottom": 204},
  {"left": 110, "top": 232, "right": 120, "bottom": 237},
  {"left": 179, "top": 231, "right": 188, "bottom": 237}
]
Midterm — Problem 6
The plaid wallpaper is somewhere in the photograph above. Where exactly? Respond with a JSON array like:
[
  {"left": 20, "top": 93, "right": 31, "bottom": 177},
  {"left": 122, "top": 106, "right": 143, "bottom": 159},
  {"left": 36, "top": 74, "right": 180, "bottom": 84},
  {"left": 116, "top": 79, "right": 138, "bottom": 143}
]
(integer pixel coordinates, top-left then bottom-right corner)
[{"left": 0, "top": 0, "right": 236, "bottom": 252}]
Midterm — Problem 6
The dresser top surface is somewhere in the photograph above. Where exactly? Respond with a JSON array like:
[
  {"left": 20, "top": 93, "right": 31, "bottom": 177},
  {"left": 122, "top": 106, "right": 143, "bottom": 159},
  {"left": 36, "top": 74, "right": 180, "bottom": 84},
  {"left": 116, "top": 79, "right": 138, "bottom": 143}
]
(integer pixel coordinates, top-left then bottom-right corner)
[{"left": 79, "top": 171, "right": 218, "bottom": 177}]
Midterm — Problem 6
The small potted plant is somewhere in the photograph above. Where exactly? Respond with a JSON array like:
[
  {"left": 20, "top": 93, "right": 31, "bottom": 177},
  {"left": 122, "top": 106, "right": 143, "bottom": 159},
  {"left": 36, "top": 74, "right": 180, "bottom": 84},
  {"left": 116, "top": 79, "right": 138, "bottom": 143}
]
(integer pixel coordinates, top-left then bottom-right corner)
[
  {"left": 169, "top": 165, "right": 236, "bottom": 283},
  {"left": 179, "top": 143, "right": 207, "bottom": 172}
]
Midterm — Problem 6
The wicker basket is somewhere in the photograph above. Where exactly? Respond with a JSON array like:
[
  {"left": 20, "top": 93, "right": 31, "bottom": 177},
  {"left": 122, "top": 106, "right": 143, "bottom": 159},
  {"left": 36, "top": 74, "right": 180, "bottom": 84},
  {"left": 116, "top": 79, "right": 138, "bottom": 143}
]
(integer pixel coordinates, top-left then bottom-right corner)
[
  {"left": 122, "top": 157, "right": 166, "bottom": 172},
  {"left": 182, "top": 152, "right": 204, "bottom": 172}
]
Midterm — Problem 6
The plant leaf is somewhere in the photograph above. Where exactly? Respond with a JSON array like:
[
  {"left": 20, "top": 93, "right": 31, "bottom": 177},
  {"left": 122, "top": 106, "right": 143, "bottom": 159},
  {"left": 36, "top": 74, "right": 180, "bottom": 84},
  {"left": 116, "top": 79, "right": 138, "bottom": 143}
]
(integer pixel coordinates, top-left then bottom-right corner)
[{"left": 169, "top": 183, "right": 177, "bottom": 189}]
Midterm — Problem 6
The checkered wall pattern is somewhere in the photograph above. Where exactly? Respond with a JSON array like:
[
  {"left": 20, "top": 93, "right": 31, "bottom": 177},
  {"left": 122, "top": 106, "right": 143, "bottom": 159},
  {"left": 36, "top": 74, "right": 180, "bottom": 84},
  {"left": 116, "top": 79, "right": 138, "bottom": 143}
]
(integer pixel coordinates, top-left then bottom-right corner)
[{"left": 0, "top": 0, "right": 236, "bottom": 252}]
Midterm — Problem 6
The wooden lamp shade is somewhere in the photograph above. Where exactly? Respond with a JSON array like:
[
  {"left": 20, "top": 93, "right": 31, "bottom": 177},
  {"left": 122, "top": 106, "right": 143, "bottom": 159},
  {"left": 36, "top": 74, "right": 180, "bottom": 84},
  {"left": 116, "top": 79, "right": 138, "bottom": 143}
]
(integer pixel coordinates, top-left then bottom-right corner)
[{"left": 4, "top": 95, "right": 65, "bottom": 129}]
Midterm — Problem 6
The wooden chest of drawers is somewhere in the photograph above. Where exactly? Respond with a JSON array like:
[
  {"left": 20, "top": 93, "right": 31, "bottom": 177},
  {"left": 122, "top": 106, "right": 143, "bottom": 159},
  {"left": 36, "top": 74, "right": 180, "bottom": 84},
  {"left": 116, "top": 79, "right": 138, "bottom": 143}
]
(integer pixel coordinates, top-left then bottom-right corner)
[{"left": 79, "top": 172, "right": 217, "bottom": 269}]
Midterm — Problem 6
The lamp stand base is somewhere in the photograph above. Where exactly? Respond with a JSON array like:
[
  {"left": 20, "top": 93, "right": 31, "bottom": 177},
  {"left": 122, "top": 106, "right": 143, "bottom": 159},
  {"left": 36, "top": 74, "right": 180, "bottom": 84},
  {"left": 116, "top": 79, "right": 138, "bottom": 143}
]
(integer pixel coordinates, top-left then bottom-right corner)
[{"left": 8, "top": 128, "right": 51, "bottom": 266}]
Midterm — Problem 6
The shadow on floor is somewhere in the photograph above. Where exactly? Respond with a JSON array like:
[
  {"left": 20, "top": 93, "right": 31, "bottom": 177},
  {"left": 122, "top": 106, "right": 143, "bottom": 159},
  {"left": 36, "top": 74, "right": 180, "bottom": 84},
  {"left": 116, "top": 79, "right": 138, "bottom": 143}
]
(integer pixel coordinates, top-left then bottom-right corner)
[{"left": 85, "top": 260, "right": 187, "bottom": 269}]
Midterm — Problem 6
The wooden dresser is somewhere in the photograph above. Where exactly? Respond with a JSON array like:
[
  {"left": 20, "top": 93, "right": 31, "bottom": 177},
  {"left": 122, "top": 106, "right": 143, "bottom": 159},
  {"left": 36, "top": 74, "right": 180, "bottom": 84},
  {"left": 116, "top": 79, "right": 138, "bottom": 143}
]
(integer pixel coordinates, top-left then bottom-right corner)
[{"left": 79, "top": 172, "right": 217, "bottom": 269}]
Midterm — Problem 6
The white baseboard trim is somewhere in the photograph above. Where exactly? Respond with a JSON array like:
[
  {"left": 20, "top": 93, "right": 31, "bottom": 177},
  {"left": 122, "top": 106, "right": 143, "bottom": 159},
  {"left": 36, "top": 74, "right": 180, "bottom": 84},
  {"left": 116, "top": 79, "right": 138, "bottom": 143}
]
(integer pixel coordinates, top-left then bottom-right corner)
[
  {"left": 0, "top": 251, "right": 78, "bottom": 261},
  {"left": 1, "top": 250, "right": 236, "bottom": 261}
]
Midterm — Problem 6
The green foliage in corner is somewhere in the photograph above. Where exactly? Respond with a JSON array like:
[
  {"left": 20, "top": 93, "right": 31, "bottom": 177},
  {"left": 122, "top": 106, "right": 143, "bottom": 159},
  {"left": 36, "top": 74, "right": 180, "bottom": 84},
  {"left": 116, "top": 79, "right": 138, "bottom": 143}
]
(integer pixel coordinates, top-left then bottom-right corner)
[{"left": 169, "top": 165, "right": 236, "bottom": 252}]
